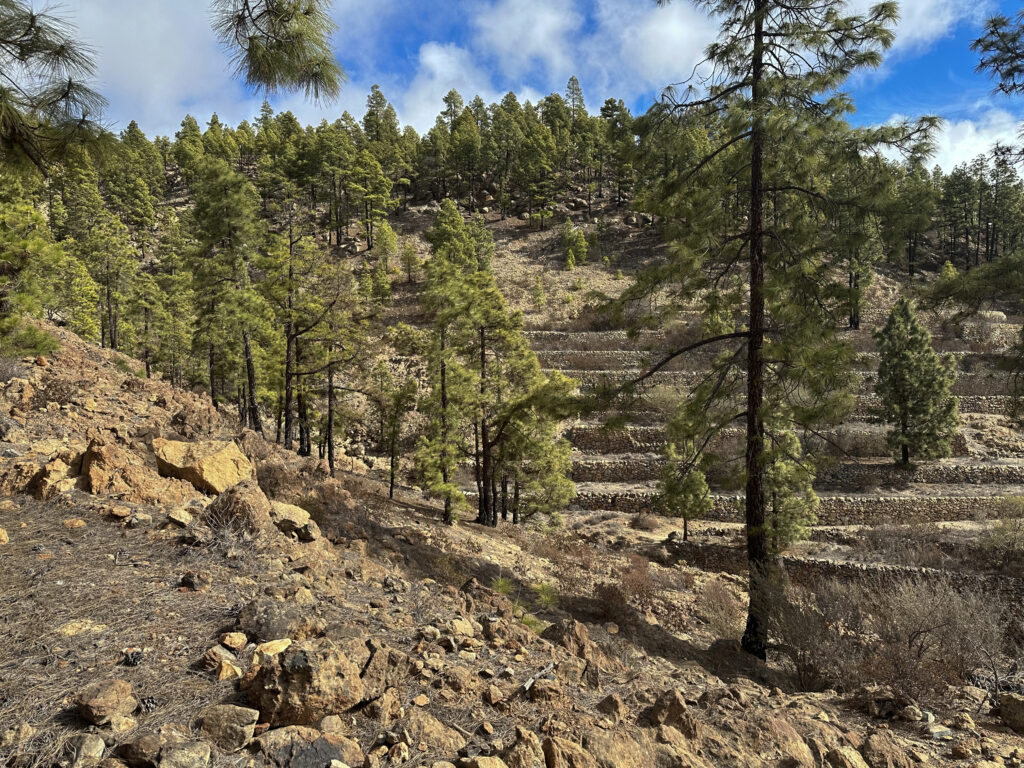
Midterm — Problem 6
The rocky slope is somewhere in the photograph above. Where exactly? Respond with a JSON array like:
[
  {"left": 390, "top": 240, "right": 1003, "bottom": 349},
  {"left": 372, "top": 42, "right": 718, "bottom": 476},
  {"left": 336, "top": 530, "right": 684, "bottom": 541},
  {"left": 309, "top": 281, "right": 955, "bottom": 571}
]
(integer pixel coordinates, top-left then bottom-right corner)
[{"left": 1, "top": 323, "right": 1023, "bottom": 768}]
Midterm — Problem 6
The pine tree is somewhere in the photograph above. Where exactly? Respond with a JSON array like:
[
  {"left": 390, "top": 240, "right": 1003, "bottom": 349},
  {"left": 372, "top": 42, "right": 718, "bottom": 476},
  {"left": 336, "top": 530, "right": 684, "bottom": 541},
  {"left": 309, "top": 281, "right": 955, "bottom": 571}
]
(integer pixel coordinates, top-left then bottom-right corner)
[
  {"left": 400, "top": 240, "right": 421, "bottom": 283},
  {"left": 190, "top": 156, "right": 269, "bottom": 430},
  {"left": 641, "top": 0, "right": 935, "bottom": 658},
  {"left": 561, "top": 217, "right": 587, "bottom": 270},
  {"left": 0, "top": 0, "right": 106, "bottom": 170},
  {"left": 873, "top": 298, "right": 959, "bottom": 465},
  {"left": 659, "top": 442, "right": 711, "bottom": 541},
  {"left": 0, "top": 199, "right": 67, "bottom": 353},
  {"left": 210, "top": 0, "right": 343, "bottom": 100}
]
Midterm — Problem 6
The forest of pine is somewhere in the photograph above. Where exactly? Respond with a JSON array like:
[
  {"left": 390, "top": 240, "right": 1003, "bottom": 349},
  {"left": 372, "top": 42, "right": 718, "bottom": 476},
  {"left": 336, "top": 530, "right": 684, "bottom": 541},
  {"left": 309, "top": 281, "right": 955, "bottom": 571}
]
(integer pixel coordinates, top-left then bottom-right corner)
[{"left": 6, "top": 1, "right": 1024, "bottom": 739}]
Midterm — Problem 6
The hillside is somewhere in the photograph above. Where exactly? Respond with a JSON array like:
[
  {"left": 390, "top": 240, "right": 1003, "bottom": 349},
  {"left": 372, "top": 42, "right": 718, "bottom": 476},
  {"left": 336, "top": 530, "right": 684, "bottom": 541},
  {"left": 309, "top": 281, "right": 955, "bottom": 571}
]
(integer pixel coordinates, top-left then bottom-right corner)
[{"left": 1, "top": 313, "right": 1024, "bottom": 766}]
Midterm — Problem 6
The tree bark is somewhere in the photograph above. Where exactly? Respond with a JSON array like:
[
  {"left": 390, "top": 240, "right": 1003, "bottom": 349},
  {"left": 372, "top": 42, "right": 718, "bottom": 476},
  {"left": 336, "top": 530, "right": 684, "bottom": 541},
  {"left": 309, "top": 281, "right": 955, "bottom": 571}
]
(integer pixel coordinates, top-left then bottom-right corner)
[
  {"left": 440, "top": 326, "right": 453, "bottom": 525},
  {"left": 741, "top": 0, "right": 771, "bottom": 662},
  {"left": 327, "top": 361, "right": 336, "bottom": 477},
  {"left": 243, "top": 328, "right": 263, "bottom": 435}
]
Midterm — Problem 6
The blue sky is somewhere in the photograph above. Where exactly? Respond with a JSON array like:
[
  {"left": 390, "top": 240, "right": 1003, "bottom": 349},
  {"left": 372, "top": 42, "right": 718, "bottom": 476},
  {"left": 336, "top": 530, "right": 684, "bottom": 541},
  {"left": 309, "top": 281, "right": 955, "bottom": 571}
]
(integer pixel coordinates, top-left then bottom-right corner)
[{"left": 64, "top": 0, "right": 1023, "bottom": 170}]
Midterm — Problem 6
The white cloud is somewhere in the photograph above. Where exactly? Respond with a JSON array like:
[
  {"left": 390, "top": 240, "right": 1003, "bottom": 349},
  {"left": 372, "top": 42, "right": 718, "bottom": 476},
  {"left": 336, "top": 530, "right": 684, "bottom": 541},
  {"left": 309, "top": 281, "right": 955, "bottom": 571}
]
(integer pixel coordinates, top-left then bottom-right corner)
[
  {"left": 584, "top": 0, "right": 716, "bottom": 97},
  {"left": 65, "top": 0, "right": 250, "bottom": 136},
  {"left": 929, "top": 108, "right": 1022, "bottom": 169},
  {"left": 843, "top": 0, "right": 992, "bottom": 55},
  {"left": 472, "top": 0, "right": 582, "bottom": 80}
]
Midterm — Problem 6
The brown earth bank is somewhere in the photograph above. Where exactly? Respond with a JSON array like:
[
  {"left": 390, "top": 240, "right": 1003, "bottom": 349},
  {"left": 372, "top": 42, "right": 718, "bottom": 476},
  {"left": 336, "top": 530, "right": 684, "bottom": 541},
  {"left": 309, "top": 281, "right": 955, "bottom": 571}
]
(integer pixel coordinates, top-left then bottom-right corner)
[{"left": 2, "top": 323, "right": 1024, "bottom": 768}]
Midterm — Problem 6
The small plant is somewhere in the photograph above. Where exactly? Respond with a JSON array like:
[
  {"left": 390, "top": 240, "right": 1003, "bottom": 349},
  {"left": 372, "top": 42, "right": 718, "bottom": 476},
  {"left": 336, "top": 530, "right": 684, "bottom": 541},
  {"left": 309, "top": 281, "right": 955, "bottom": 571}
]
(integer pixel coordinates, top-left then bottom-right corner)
[
  {"left": 561, "top": 216, "right": 587, "bottom": 270},
  {"left": 521, "top": 613, "right": 549, "bottom": 635},
  {"left": 571, "top": 276, "right": 585, "bottom": 292},
  {"left": 531, "top": 274, "right": 546, "bottom": 307},
  {"left": 614, "top": 269, "right": 623, "bottom": 280},
  {"left": 532, "top": 582, "right": 559, "bottom": 610},
  {"left": 492, "top": 575, "right": 514, "bottom": 595}
]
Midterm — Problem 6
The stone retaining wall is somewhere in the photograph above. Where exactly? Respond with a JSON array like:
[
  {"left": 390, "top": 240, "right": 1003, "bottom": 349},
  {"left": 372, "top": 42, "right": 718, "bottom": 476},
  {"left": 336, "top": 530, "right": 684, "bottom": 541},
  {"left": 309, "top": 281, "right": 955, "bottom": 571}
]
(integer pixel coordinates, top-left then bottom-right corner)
[
  {"left": 653, "top": 538, "right": 1024, "bottom": 602},
  {"left": 566, "top": 423, "right": 969, "bottom": 459},
  {"left": 540, "top": 349, "right": 1004, "bottom": 374},
  {"left": 574, "top": 491, "right": 1004, "bottom": 523},
  {"left": 563, "top": 369, "right": 1012, "bottom": 397},
  {"left": 651, "top": 536, "right": 1024, "bottom": 606},
  {"left": 573, "top": 454, "right": 1016, "bottom": 486}
]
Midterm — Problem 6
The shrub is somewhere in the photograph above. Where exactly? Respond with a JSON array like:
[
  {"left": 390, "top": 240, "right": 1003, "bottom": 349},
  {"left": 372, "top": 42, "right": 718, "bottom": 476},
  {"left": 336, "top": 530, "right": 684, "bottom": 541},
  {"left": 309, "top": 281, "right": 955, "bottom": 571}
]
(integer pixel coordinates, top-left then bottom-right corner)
[
  {"left": 630, "top": 514, "right": 660, "bottom": 532},
  {"left": 768, "top": 575, "right": 1018, "bottom": 698},
  {"left": 983, "top": 497, "right": 1024, "bottom": 576},
  {"left": 696, "top": 577, "right": 745, "bottom": 640},
  {"left": 593, "top": 581, "right": 630, "bottom": 624},
  {"left": 618, "top": 554, "right": 657, "bottom": 604}
]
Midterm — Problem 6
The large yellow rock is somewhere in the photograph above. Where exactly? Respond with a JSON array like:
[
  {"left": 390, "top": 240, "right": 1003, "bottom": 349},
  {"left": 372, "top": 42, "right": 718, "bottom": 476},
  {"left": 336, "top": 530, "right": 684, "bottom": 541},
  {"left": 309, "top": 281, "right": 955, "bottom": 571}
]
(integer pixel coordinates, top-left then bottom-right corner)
[{"left": 152, "top": 438, "right": 254, "bottom": 494}]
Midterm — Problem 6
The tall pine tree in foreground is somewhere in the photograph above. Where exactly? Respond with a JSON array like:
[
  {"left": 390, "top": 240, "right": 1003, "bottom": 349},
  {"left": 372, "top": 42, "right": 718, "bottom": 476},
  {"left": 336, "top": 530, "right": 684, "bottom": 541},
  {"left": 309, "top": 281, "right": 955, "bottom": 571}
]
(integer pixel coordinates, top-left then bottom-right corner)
[
  {"left": 874, "top": 298, "right": 959, "bottom": 466},
  {"left": 644, "top": 0, "right": 935, "bottom": 658}
]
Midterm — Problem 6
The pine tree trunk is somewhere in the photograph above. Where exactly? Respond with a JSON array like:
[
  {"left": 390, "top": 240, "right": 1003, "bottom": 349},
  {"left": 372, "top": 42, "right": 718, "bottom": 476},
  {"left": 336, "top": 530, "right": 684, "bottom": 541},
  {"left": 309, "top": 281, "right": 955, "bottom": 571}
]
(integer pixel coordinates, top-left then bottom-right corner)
[
  {"left": 208, "top": 345, "right": 218, "bottom": 408},
  {"left": 478, "top": 327, "right": 492, "bottom": 526},
  {"left": 327, "top": 361, "right": 336, "bottom": 477},
  {"left": 243, "top": 328, "right": 263, "bottom": 435},
  {"left": 501, "top": 474, "right": 509, "bottom": 522},
  {"left": 741, "top": 0, "right": 770, "bottom": 662},
  {"left": 440, "top": 326, "right": 453, "bottom": 525}
]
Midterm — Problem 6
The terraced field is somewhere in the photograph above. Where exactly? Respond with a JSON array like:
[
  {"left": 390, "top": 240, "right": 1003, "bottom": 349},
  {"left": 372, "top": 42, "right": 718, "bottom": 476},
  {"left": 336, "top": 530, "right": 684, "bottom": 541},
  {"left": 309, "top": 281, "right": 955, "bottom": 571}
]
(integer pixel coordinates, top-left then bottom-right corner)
[{"left": 525, "top": 312, "right": 1024, "bottom": 531}]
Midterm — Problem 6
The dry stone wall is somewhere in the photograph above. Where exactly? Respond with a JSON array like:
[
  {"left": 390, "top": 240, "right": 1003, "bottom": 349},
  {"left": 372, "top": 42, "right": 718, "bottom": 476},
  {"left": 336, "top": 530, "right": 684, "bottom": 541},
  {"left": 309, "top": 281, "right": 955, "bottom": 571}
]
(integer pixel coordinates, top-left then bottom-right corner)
[
  {"left": 574, "top": 489, "right": 1005, "bottom": 523},
  {"left": 655, "top": 537, "right": 1024, "bottom": 602}
]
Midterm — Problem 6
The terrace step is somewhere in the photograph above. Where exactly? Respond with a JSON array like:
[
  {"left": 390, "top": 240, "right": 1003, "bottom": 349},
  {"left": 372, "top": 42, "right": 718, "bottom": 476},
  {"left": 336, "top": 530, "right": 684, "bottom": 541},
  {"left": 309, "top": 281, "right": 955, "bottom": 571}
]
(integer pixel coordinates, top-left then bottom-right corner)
[
  {"left": 536, "top": 348, "right": 1008, "bottom": 373},
  {"left": 565, "top": 421, "right": 972, "bottom": 459},
  {"left": 570, "top": 481, "right": 1018, "bottom": 525},
  {"left": 571, "top": 453, "right": 1024, "bottom": 488},
  {"left": 554, "top": 368, "right": 1014, "bottom": 397}
]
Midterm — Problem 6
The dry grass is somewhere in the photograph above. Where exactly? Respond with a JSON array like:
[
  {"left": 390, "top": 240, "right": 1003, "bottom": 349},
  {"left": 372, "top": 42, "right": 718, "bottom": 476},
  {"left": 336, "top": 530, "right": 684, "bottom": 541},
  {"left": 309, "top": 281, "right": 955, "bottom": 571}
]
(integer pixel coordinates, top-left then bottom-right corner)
[{"left": 0, "top": 496, "right": 256, "bottom": 768}]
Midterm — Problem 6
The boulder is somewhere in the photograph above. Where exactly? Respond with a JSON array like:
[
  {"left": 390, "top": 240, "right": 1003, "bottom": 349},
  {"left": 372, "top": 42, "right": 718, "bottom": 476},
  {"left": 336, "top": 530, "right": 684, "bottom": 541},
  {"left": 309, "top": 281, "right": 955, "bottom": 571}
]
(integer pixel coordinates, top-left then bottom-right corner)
[
  {"left": 403, "top": 708, "right": 466, "bottom": 753},
  {"left": 118, "top": 727, "right": 193, "bottom": 768},
  {"left": 76, "top": 679, "right": 138, "bottom": 725},
  {"left": 242, "top": 642, "right": 364, "bottom": 726},
  {"left": 201, "top": 480, "right": 272, "bottom": 536},
  {"left": 269, "top": 502, "right": 321, "bottom": 541},
  {"left": 152, "top": 439, "right": 254, "bottom": 494},
  {"left": 251, "top": 726, "right": 363, "bottom": 768},
  {"left": 198, "top": 705, "right": 259, "bottom": 752},
  {"left": 81, "top": 439, "right": 194, "bottom": 505},
  {"left": 36, "top": 458, "right": 77, "bottom": 499},
  {"left": 69, "top": 733, "right": 106, "bottom": 768},
  {"left": 596, "top": 694, "right": 628, "bottom": 724},
  {"left": 582, "top": 730, "right": 657, "bottom": 768},
  {"left": 501, "top": 728, "right": 545, "bottom": 768},
  {"left": 360, "top": 644, "right": 416, "bottom": 701},
  {"left": 237, "top": 599, "right": 326, "bottom": 643},
  {"left": 860, "top": 731, "right": 914, "bottom": 768},
  {"left": 0, "top": 458, "right": 43, "bottom": 496},
  {"left": 542, "top": 737, "right": 598, "bottom": 768},
  {"left": 157, "top": 742, "right": 210, "bottom": 768},
  {"left": 643, "top": 690, "right": 700, "bottom": 741},
  {"left": 825, "top": 748, "right": 870, "bottom": 768},
  {"left": 1000, "top": 693, "right": 1024, "bottom": 734}
]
